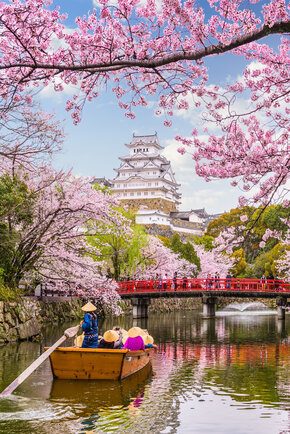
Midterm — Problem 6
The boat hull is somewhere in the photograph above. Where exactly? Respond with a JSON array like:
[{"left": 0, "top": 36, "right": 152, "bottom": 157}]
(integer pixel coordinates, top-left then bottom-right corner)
[{"left": 48, "top": 347, "right": 151, "bottom": 380}]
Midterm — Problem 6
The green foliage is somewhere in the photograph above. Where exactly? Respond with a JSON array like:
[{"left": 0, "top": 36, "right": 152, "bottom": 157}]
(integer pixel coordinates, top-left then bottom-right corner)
[
  {"left": 205, "top": 205, "right": 289, "bottom": 277},
  {"left": 251, "top": 243, "right": 285, "bottom": 278},
  {"left": 190, "top": 234, "right": 214, "bottom": 251},
  {"left": 88, "top": 206, "right": 149, "bottom": 280},
  {"left": 164, "top": 233, "right": 200, "bottom": 269},
  {"left": 206, "top": 207, "right": 254, "bottom": 238},
  {"left": 92, "top": 181, "right": 113, "bottom": 195},
  {"left": 252, "top": 205, "right": 289, "bottom": 239},
  {"left": 120, "top": 225, "right": 149, "bottom": 278},
  {"left": 230, "top": 248, "right": 247, "bottom": 277},
  {"left": 0, "top": 281, "right": 22, "bottom": 301},
  {"left": 0, "top": 173, "right": 35, "bottom": 224},
  {"left": 0, "top": 174, "right": 35, "bottom": 288}
]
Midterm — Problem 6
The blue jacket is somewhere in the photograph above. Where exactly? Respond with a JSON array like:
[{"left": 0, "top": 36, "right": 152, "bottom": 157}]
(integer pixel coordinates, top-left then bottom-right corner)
[{"left": 82, "top": 312, "right": 98, "bottom": 336}]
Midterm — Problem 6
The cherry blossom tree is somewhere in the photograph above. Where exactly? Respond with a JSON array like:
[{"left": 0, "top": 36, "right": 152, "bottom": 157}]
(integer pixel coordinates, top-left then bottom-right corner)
[
  {"left": 276, "top": 239, "right": 290, "bottom": 279},
  {"left": 0, "top": 0, "right": 288, "bottom": 205},
  {"left": 0, "top": 162, "right": 125, "bottom": 313},
  {"left": 261, "top": 219, "right": 290, "bottom": 279},
  {"left": 134, "top": 235, "right": 197, "bottom": 279},
  {"left": 0, "top": 95, "right": 63, "bottom": 178},
  {"left": 193, "top": 244, "right": 235, "bottom": 278}
]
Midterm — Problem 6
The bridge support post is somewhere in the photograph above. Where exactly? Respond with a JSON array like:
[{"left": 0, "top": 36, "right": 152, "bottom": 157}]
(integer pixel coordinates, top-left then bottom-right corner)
[
  {"left": 202, "top": 296, "right": 217, "bottom": 319},
  {"left": 131, "top": 298, "right": 151, "bottom": 319},
  {"left": 276, "top": 297, "right": 287, "bottom": 320}
]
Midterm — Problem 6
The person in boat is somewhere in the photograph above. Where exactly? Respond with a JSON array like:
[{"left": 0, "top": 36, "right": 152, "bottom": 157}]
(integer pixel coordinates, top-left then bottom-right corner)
[
  {"left": 144, "top": 335, "right": 157, "bottom": 349},
  {"left": 81, "top": 301, "right": 99, "bottom": 348},
  {"left": 123, "top": 327, "right": 145, "bottom": 351},
  {"left": 98, "top": 330, "right": 123, "bottom": 349}
]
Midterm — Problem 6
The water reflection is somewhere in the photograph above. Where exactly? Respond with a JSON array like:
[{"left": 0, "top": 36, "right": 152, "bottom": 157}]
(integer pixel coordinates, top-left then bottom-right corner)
[
  {"left": 0, "top": 312, "right": 289, "bottom": 434},
  {"left": 50, "top": 363, "right": 152, "bottom": 417}
]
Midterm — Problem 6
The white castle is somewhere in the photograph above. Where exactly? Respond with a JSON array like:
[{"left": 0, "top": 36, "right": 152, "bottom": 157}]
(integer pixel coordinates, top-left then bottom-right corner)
[
  {"left": 112, "top": 133, "right": 181, "bottom": 210},
  {"left": 95, "top": 133, "right": 218, "bottom": 235}
]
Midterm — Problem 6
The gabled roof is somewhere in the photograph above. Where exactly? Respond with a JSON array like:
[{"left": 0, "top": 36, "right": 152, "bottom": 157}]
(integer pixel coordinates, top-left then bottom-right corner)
[
  {"left": 118, "top": 161, "right": 134, "bottom": 170},
  {"left": 159, "top": 163, "right": 178, "bottom": 185},
  {"left": 91, "top": 177, "right": 113, "bottom": 187},
  {"left": 142, "top": 160, "right": 161, "bottom": 169},
  {"left": 170, "top": 210, "right": 204, "bottom": 220},
  {"left": 125, "top": 133, "right": 164, "bottom": 150}
]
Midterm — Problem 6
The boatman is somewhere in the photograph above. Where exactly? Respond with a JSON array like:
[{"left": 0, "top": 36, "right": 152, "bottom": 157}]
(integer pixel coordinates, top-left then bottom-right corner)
[{"left": 81, "top": 301, "right": 99, "bottom": 348}]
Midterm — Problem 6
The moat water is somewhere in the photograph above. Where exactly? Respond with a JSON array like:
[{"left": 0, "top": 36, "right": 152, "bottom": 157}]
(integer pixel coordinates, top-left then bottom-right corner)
[{"left": 0, "top": 311, "right": 289, "bottom": 434}]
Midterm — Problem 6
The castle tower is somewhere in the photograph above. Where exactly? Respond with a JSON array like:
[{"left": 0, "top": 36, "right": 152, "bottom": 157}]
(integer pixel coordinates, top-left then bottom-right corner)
[{"left": 111, "top": 133, "right": 181, "bottom": 213}]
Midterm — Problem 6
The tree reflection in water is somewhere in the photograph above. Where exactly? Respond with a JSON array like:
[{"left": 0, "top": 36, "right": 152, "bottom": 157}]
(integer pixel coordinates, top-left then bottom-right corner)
[{"left": 0, "top": 312, "right": 288, "bottom": 433}]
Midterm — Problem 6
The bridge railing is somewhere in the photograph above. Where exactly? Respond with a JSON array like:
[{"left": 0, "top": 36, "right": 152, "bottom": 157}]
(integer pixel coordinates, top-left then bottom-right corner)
[{"left": 117, "top": 278, "right": 290, "bottom": 295}]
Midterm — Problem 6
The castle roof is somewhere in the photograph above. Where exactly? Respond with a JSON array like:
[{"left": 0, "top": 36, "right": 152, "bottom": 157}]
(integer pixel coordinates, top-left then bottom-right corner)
[
  {"left": 170, "top": 209, "right": 208, "bottom": 219},
  {"left": 125, "top": 133, "right": 164, "bottom": 150}
]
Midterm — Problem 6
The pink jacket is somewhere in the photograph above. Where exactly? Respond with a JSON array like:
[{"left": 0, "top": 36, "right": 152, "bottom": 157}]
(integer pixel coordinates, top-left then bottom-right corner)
[{"left": 123, "top": 336, "right": 145, "bottom": 351}]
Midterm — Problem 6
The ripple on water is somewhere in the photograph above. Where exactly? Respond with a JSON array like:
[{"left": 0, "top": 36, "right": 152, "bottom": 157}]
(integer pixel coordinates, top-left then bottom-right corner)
[
  {"left": 0, "top": 312, "right": 289, "bottom": 434},
  {"left": 0, "top": 396, "right": 74, "bottom": 422}
]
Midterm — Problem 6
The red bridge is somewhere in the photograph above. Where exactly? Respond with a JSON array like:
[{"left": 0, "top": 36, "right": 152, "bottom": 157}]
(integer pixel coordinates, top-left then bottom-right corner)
[
  {"left": 117, "top": 278, "right": 290, "bottom": 320},
  {"left": 117, "top": 277, "right": 290, "bottom": 297}
]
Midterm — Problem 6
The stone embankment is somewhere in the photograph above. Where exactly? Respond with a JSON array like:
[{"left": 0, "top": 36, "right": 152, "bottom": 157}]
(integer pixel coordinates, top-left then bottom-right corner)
[
  {"left": 0, "top": 296, "right": 277, "bottom": 344},
  {"left": 0, "top": 298, "right": 82, "bottom": 345}
]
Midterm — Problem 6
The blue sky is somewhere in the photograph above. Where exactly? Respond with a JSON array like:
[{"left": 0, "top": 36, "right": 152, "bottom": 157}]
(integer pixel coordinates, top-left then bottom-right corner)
[{"left": 39, "top": 0, "right": 270, "bottom": 214}]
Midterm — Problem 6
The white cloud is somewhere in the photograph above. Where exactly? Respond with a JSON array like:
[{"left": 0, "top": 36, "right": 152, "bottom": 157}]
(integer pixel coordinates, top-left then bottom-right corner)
[
  {"left": 39, "top": 77, "right": 79, "bottom": 102},
  {"left": 162, "top": 138, "right": 240, "bottom": 213},
  {"left": 92, "top": 0, "right": 163, "bottom": 12}
]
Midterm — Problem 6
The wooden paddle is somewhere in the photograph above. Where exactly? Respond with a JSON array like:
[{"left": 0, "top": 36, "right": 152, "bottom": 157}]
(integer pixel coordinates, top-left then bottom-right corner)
[{"left": 0, "top": 324, "right": 80, "bottom": 397}]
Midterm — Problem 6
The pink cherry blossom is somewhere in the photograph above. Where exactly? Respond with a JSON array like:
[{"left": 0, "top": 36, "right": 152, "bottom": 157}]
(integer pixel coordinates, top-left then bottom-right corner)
[
  {"left": 240, "top": 215, "right": 248, "bottom": 223},
  {"left": 1, "top": 160, "right": 124, "bottom": 313},
  {"left": 134, "top": 236, "right": 197, "bottom": 278},
  {"left": 0, "top": 0, "right": 287, "bottom": 206},
  {"left": 193, "top": 244, "right": 235, "bottom": 278}
]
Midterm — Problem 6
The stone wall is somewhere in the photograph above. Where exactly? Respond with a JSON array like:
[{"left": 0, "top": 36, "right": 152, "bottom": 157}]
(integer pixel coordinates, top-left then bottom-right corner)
[
  {"left": 0, "top": 296, "right": 278, "bottom": 345},
  {"left": 120, "top": 297, "right": 276, "bottom": 314},
  {"left": 171, "top": 218, "right": 203, "bottom": 230},
  {"left": 120, "top": 198, "right": 177, "bottom": 213},
  {"left": 119, "top": 297, "right": 202, "bottom": 314},
  {"left": 0, "top": 297, "right": 82, "bottom": 345}
]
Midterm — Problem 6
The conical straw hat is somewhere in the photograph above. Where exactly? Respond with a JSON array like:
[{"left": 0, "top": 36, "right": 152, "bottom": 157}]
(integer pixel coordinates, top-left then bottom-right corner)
[
  {"left": 144, "top": 335, "right": 154, "bottom": 345},
  {"left": 128, "top": 327, "right": 142, "bottom": 338},
  {"left": 139, "top": 329, "right": 148, "bottom": 339},
  {"left": 103, "top": 330, "right": 119, "bottom": 343},
  {"left": 122, "top": 331, "right": 128, "bottom": 344},
  {"left": 81, "top": 301, "right": 97, "bottom": 312}
]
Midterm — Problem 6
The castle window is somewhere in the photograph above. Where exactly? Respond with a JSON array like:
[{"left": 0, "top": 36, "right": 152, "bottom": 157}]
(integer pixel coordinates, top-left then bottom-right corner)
[
  {"left": 148, "top": 183, "right": 151, "bottom": 186},
  {"left": 137, "top": 192, "right": 141, "bottom": 196},
  {"left": 144, "top": 192, "right": 148, "bottom": 196},
  {"left": 130, "top": 192, "right": 134, "bottom": 196}
]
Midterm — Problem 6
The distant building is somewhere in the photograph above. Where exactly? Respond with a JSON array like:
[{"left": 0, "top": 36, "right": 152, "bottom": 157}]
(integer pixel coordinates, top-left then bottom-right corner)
[
  {"left": 110, "top": 134, "right": 220, "bottom": 235},
  {"left": 91, "top": 177, "right": 113, "bottom": 188}
]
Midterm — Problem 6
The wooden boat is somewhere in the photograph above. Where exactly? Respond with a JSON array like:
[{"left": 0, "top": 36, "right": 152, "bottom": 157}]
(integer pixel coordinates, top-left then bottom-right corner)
[
  {"left": 48, "top": 347, "right": 152, "bottom": 380},
  {"left": 50, "top": 363, "right": 152, "bottom": 415}
]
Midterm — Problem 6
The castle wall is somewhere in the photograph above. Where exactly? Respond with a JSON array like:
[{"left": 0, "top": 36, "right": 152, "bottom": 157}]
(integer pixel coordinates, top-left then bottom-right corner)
[{"left": 119, "top": 198, "right": 177, "bottom": 213}]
